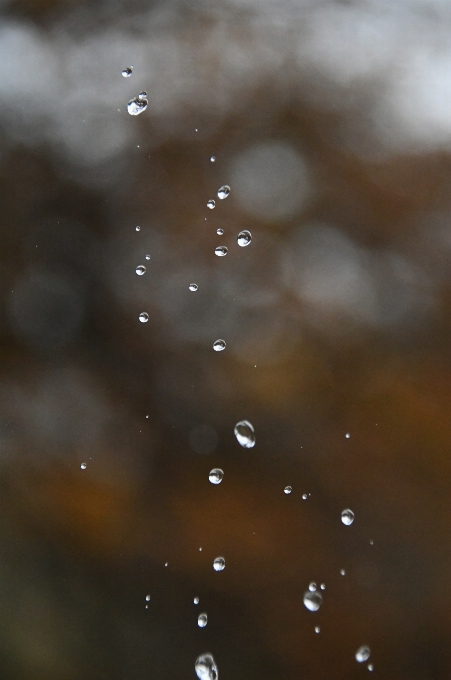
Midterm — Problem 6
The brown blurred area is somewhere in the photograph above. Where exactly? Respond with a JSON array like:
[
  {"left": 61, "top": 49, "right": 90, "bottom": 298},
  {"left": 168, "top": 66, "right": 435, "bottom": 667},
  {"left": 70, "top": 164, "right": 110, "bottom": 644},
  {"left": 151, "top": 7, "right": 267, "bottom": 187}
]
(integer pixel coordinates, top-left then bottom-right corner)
[{"left": 1, "top": 0, "right": 451, "bottom": 678}]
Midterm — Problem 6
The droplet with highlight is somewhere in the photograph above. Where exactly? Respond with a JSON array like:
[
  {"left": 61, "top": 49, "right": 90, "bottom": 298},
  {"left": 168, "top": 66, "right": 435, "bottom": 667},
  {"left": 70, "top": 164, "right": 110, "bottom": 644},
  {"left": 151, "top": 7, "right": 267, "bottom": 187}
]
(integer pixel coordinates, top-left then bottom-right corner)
[
  {"left": 127, "top": 92, "right": 148, "bottom": 115},
  {"left": 237, "top": 230, "right": 252, "bottom": 247},
  {"left": 122, "top": 66, "right": 133, "bottom": 77},
  {"left": 210, "top": 156, "right": 216, "bottom": 162},
  {"left": 234, "top": 420, "right": 255, "bottom": 448},
  {"left": 302, "top": 494, "right": 308, "bottom": 500},
  {"left": 209, "top": 468, "right": 224, "bottom": 484},
  {"left": 80, "top": 462, "right": 87, "bottom": 470},
  {"left": 341, "top": 509, "right": 355, "bottom": 526},
  {"left": 194, "top": 597, "right": 199, "bottom": 604},
  {"left": 356, "top": 646, "right": 371, "bottom": 663},
  {"left": 303, "top": 590, "right": 322, "bottom": 612},
  {"left": 195, "top": 654, "right": 218, "bottom": 680},
  {"left": 345, "top": 433, "right": 351, "bottom": 439},
  {"left": 213, "top": 339, "right": 226, "bottom": 352},
  {"left": 216, "top": 228, "right": 224, "bottom": 235},
  {"left": 145, "top": 254, "right": 150, "bottom": 260},
  {"left": 139, "top": 312, "right": 149, "bottom": 323},
  {"left": 215, "top": 246, "right": 228, "bottom": 257},
  {"left": 217, "top": 185, "right": 230, "bottom": 200},
  {"left": 284, "top": 486, "right": 292, "bottom": 494},
  {"left": 145, "top": 594, "right": 151, "bottom": 601},
  {"left": 207, "top": 200, "right": 215, "bottom": 209},
  {"left": 368, "top": 664, "right": 374, "bottom": 672},
  {"left": 189, "top": 283, "right": 198, "bottom": 291},
  {"left": 309, "top": 582, "right": 317, "bottom": 592},
  {"left": 213, "top": 557, "right": 225, "bottom": 572},
  {"left": 135, "top": 226, "right": 141, "bottom": 231},
  {"left": 198, "top": 613, "right": 208, "bottom": 628},
  {"left": 314, "top": 626, "right": 320, "bottom": 634},
  {"left": 136, "top": 265, "right": 146, "bottom": 275}
]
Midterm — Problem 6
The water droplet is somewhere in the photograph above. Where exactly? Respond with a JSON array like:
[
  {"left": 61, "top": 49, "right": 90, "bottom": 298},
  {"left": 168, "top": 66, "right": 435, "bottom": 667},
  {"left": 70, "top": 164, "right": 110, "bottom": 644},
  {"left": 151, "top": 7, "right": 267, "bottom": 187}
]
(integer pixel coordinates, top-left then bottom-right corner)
[
  {"left": 164, "top": 562, "right": 168, "bottom": 567},
  {"left": 207, "top": 200, "right": 216, "bottom": 209},
  {"left": 80, "top": 462, "right": 87, "bottom": 470},
  {"left": 341, "top": 508, "right": 355, "bottom": 526},
  {"left": 345, "top": 433, "right": 351, "bottom": 439},
  {"left": 135, "top": 226, "right": 141, "bottom": 231},
  {"left": 216, "top": 228, "right": 224, "bottom": 235},
  {"left": 368, "top": 664, "right": 374, "bottom": 672},
  {"left": 303, "top": 590, "right": 322, "bottom": 612},
  {"left": 209, "top": 468, "right": 224, "bottom": 484},
  {"left": 217, "top": 185, "right": 230, "bottom": 200},
  {"left": 234, "top": 420, "right": 255, "bottom": 448},
  {"left": 145, "top": 604, "right": 148, "bottom": 609},
  {"left": 127, "top": 93, "right": 148, "bottom": 116},
  {"left": 215, "top": 246, "right": 228, "bottom": 257},
  {"left": 198, "top": 613, "right": 208, "bottom": 628},
  {"left": 122, "top": 66, "right": 133, "bottom": 77},
  {"left": 356, "top": 646, "right": 371, "bottom": 663},
  {"left": 369, "top": 539, "right": 374, "bottom": 545},
  {"left": 302, "top": 493, "right": 308, "bottom": 500},
  {"left": 136, "top": 265, "right": 146, "bottom": 275},
  {"left": 194, "top": 597, "right": 199, "bottom": 604},
  {"left": 314, "top": 626, "right": 320, "bottom": 634},
  {"left": 189, "top": 283, "right": 198, "bottom": 291},
  {"left": 199, "top": 547, "right": 202, "bottom": 551},
  {"left": 210, "top": 156, "right": 216, "bottom": 162},
  {"left": 309, "top": 582, "right": 317, "bottom": 592},
  {"left": 237, "top": 230, "right": 252, "bottom": 247},
  {"left": 195, "top": 654, "right": 218, "bottom": 680},
  {"left": 213, "top": 339, "right": 226, "bottom": 352},
  {"left": 340, "top": 568, "right": 346, "bottom": 576},
  {"left": 213, "top": 556, "right": 225, "bottom": 572},
  {"left": 145, "top": 594, "right": 151, "bottom": 601},
  {"left": 320, "top": 583, "right": 326, "bottom": 590},
  {"left": 139, "top": 312, "right": 149, "bottom": 323},
  {"left": 284, "top": 486, "right": 292, "bottom": 494},
  {"left": 145, "top": 254, "right": 150, "bottom": 260}
]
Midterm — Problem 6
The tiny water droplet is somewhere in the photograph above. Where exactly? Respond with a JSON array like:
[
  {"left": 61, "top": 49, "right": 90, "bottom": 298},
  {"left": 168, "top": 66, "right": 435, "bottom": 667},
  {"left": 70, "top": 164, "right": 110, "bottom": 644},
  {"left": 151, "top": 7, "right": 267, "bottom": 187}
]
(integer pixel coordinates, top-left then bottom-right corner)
[
  {"left": 209, "top": 468, "right": 224, "bottom": 484},
  {"left": 369, "top": 539, "right": 374, "bottom": 545},
  {"left": 314, "top": 626, "right": 320, "bottom": 634},
  {"left": 210, "top": 156, "right": 216, "bottom": 162},
  {"left": 234, "top": 420, "right": 255, "bottom": 448},
  {"left": 356, "top": 646, "right": 371, "bottom": 663},
  {"left": 284, "top": 486, "right": 292, "bottom": 494},
  {"left": 139, "top": 312, "right": 149, "bottom": 323},
  {"left": 189, "top": 283, "right": 198, "bottom": 291},
  {"left": 195, "top": 654, "right": 218, "bottom": 680},
  {"left": 145, "top": 254, "right": 150, "bottom": 260},
  {"left": 237, "top": 230, "right": 252, "bottom": 247},
  {"left": 215, "top": 246, "right": 228, "bottom": 257},
  {"left": 199, "top": 547, "right": 202, "bottom": 551},
  {"left": 194, "top": 597, "right": 199, "bottom": 604},
  {"left": 217, "top": 185, "right": 230, "bottom": 200},
  {"left": 80, "top": 462, "right": 87, "bottom": 470},
  {"left": 213, "top": 339, "right": 226, "bottom": 352},
  {"left": 309, "top": 582, "right": 317, "bottom": 592},
  {"left": 122, "top": 66, "right": 133, "bottom": 77},
  {"left": 164, "top": 562, "right": 168, "bottom": 567},
  {"left": 136, "top": 265, "right": 146, "bottom": 275},
  {"left": 127, "top": 93, "right": 148, "bottom": 115},
  {"left": 345, "top": 433, "right": 351, "bottom": 439},
  {"left": 302, "top": 493, "right": 308, "bottom": 500},
  {"left": 340, "top": 568, "right": 346, "bottom": 576},
  {"left": 216, "top": 228, "right": 224, "bottom": 235},
  {"left": 145, "top": 604, "right": 148, "bottom": 609},
  {"left": 320, "top": 583, "right": 326, "bottom": 590},
  {"left": 341, "top": 508, "right": 355, "bottom": 526},
  {"left": 213, "top": 557, "right": 225, "bottom": 572},
  {"left": 368, "top": 664, "right": 374, "bottom": 672},
  {"left": 207, "top": 200, "right": 215, "bottom": 209},
  {"left": 145, "top": 594, "right": 151, "bottom": 601},
  {"left": 303, "top": 590, "right": 322, "bottom": 612},
  {"left": 198, "top": 613, "right": 208, "bottom": 628}
]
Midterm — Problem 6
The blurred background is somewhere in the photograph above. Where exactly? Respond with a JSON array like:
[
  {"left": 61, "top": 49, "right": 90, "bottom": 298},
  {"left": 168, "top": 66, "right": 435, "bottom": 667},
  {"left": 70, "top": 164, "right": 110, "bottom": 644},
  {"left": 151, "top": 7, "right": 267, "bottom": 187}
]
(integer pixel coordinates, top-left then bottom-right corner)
[{"left": 1, "top": 0, "right": 451, "bottom": 677}]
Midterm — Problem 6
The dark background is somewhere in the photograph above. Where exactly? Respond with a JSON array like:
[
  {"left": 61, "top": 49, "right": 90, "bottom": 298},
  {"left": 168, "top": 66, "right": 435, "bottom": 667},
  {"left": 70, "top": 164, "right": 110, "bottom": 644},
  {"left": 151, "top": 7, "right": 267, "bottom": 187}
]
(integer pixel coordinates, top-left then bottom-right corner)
[{"left": 1, "top": 0, "right": 451, "bottom": 678}]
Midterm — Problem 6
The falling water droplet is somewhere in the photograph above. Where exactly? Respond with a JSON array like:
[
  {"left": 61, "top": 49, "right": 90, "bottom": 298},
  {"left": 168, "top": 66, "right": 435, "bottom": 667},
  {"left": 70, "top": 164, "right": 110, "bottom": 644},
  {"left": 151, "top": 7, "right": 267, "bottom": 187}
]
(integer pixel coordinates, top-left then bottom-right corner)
[
  {"left": 369, "top": 539, "right": 374, "bottom": 545},
  {"left": 303, "top": 591, "right": 322, "bottom": 612},
  {"left": 340, "top": 568, "right": 346, "bottom": 576},
  {"left": 213, "top": 339, "right": 226, "bottom": 352},
  {"left": 194, "top": 597, "right": 199, "bottom": 604},
  {"left": 210, "top": 156, "right": 216, "bottom": 162},
  {"left": 237, "top": 230, "right": 252, "bottom": 247},
  {"left": 341, "top": 509, "right": 355, "bottom": 526},
  {"left": 215, "top": 246, "right": 228, "bottom": 257},
  {"left": 127, "top": 92, "right": 148, "bottom": 115},
  {"left": 195, "top": 654, "right": 218, "bottom": 680},
  {"left": 302, "top": 493, "right": 308, "bottom": 500},
  {"left": 284, "top": 486, "right": 292, "bottom": 494},
  {"left": 136, "top": 265, "right": 146, "bottom": 275},
  {"left": 80, "top": 462, "right": 87, "bottom": 470},
  {"left": 216, "top": 228, "right": 224, "bottom": 235},
  {"left": 234, "top": 420, "right": 255, "bottom": 448},
  {"left": 198, "top": 613, "right": 208, "bottom": 628},
  {"left": 320, "top": 583, "right": 326, "bottom": 590},
  {"left": 122, "top": 66, "right": 133, "bottom": 77},
  {"left": 145, "top": 594, "right": 151, "bottom": 601},
  {"left": 207, "top": 200, "right": 216, "bottom": 209},
  {"left": 345, "top": 433, "right": 351, "bottom": 439},
  {"left": 356, "top": 646, "right": 371, "bottom": 663},
  {"left": 213, "top": 557, "right": 225, "bottom": 572},
  {"left": 145, "top": 254, "right": 150, "bottom": 260},
  {"left": 368, "top": 664, "right": 374, "bottom": 672},
  {"left": 309, "top": 582, "right": 317, "bottom": 592},
  {"left": 209, "top": 468, "right": 224, "bottom": 484},
  {"left": 217, "top": 185, "right": 230, "bottom": 200},
  {"left": 135, "top": 226, "right": 141, "bottom": 231},
  {"left": 314, "top": 626, "right": 320, "bottom": 634},
  {"left": 189, "top": 283, "right": 198, "bottom": 291},
  {"left": 139, "top": 312, "right": 149, "bottom": 323}
]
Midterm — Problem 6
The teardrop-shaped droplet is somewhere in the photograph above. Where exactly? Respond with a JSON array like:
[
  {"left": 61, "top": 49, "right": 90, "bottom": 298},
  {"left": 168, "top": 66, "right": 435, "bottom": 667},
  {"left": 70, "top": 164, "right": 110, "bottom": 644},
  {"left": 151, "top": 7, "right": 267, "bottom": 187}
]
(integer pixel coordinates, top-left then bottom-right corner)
[
  {"left": 122, "top": 66, "right": 133, "bottom": 77},
  {"left": 215, "top": 246, "right": 228, "bottom": 257},
  {"left": 136, "top": 265, "right": 146, "bottom": 275},
  {"left": 213, "top": 339, "right": 226, "bottom": 352},
  {"left": 234, "top": 420, "right": 255, "bottom": 448},
  {"left": 213, "top": 557, "right": 225, "bottom": 572},
  {"left": 207, "top": 200, "right": 216, "bottom": 209},
  {"left": 284, "top": 486, "right": 292, "bottom": 494},
  {"left": 189, "top": 283, "right": 198, "bottom": 291},
  {"left": 309, "top": 582, "right": 317, "bottom": 592},
  {"left": 195, "top": 654, "right": 218, "bottom": 680},
  {"left": 198, "top": 613, "right": 208, "bottom": 628},
  {"left": 127, "top": 93, "right": 148, "bottom": 115},
  {"left": 217, "top": 185, "right": 230, "bottom": 200},
  {"left": 139, "top": 312, "right": 149, "bottom": 323},
  {"left": 303, "top": 590, "right": 322, "bottom": 612},
  {"left": 209, "top": 468, "right": 224, "bottom": 484},
  {"left": 356, "top": 646, "right": 371, "bottom": 663},
  {"left": 216, "top": 228, "right": 224, "bottom": 235},
  {"left": 341, "top": 508, "right": 355, "bottom": 526},
  {"left": 237, "top": 230, "right": 252, "bottom": 247},
  {"left": 80, "top": 462, "right": 87, "bottom": 470}
]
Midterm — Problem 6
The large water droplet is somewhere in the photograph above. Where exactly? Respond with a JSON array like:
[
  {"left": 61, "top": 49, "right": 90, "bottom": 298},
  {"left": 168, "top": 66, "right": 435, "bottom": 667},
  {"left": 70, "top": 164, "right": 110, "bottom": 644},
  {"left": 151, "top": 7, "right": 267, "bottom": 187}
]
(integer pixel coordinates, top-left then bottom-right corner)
[
  {"left": 207, "top": 200, "right": 216, "bottom": 209},
  {"left": 215, "top": 246, "right": 228, "bottom": 257},
  {"left": 213, "top": 339, "right": 226, "bottom": 352},
  {"left": 195, "top": 654, "right": 218, "bottom": 680},
  {"left": 139, "top": 312, "right": 149, "bottom": 323},
  {"left": 356, "top": 646, "right": 371, "bottom": 663},
  {"left": 237, "top": 230, "right": 252, "bottom": 247},
  {"left": 216, "top": 228, "right": 224, "bottom": 235},
  {"left": 122, "top": 66, "right": 133, "bottom": 77},
  {"left": 198, "top": 613, "right": 208, "bottom": 628},
  {"left": 217, "top": 185, "right": 230, "bottom": 200},
  {"left": 284, "top": 486, "right": 292, "bottom": 494},
  {"left": 136, "top": 265, "right": 146, "bottom": 275},
  {"left": 308, "top": 582, "right": 317, "bottom": 592},
  {"left": 303, "top": 591, "right": 322, "bottom": 612},
  {"left": 213, "top": 557, "right": 225, "bottom": 572},
  {"left": 234, "top": 420, "right": 255, "bottom": 448},
  {"left": 127, "top": 93, "right": 148, "bottom": 115},
  {"left": 194, "top": 597, "right": 199, "bottom": 604},
  {"left": 189, "top": 283, "right": 198, "bottom": 291},
  {"left": 80, "top": 462, "right": 87, "bottom": 470},
  {"left": 341, "top": 509, "right": 355, "bottom": 526},
  {"left": 209, "top": 468, "right": 224, "bottom": 484}
]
